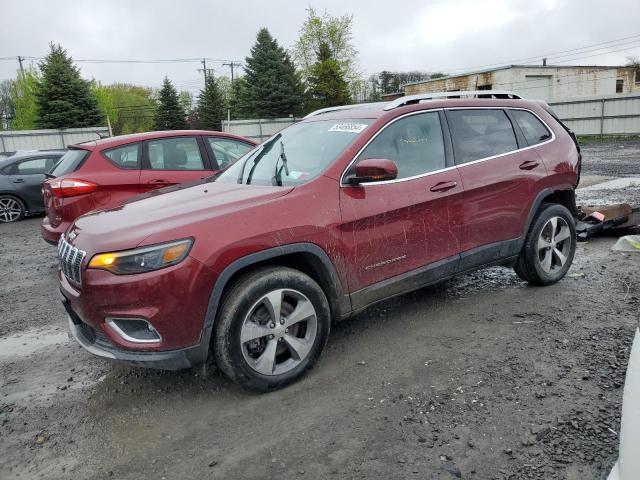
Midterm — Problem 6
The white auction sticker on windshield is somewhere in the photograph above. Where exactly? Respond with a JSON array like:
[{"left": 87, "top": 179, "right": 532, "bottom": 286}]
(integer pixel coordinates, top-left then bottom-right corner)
[{"left": 329, "top": 123, "right": 368, "bottom": 133}]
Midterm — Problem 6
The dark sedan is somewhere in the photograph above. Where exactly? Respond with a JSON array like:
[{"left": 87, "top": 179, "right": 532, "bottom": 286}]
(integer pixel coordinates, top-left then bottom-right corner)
[{"left": 0, "top": 150, "right": 65, "bottom": 223}]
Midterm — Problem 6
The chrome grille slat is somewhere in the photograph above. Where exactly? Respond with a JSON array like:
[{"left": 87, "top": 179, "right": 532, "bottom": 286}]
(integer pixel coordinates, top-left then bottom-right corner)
[{"left": 57, "top": 236, "right": 86, "bottom": 284}]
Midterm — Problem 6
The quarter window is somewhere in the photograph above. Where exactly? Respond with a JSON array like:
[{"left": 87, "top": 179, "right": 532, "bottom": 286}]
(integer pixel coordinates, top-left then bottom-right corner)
[
  {"left": 447, "top": 109, "right": 518, "bottom": 164},
  {"left": 147, "top": 137, "right": 205, "bottom": 170},
  {"left": 103, "top": 143, "right": 140, "bottom": 169},
  {"left": 353, "top": 111, "right": 446, "bottom": 180},
  {"left": 206, "top": 137, "right": 253, "bottom": 168},
  {"left": 510, "top": 110, "right": 552, "bottom": 146}
]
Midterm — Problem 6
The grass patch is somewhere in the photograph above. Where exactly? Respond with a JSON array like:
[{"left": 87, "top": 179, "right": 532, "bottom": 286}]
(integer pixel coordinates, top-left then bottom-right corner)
[{"left": 577, "top": 135, "right": 640, "bottom": 144}]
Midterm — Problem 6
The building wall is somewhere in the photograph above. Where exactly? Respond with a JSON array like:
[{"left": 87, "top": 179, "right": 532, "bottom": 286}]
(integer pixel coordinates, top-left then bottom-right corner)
[{"left": 404, "top": 66, "right": 639, "bottom": 102}]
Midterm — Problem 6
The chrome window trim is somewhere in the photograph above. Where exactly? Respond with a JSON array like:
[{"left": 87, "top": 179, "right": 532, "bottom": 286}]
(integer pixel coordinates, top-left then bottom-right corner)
[{"left": 339, "top": 106, "right": 556, "bottom": 187}]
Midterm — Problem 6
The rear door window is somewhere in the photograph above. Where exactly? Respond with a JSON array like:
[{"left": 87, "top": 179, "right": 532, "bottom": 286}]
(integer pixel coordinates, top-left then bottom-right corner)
[
  {"left": 509, "top": 110, "right": 552, "bottom": 146},
  {"left": 49, "top": 149, "right": 90, "bottom": 177},
  {"left": 103, "top": 143, "right": 141, "bottom": 169},
  {"left": 16, "top": 157, "right": 57, "bottom": 174},
  {"left": 145, "top": 137, "right": 206, "bottom": 170},
  {"left": 446, "top": 109, "right": 518, "bottom": 164}
]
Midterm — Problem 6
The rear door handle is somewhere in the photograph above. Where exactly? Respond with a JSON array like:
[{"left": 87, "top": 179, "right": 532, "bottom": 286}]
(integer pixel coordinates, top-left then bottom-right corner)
[
  {"left": 519, "top": 160, "right": 539, "bottom": 170},
  {"left": 430, "top": 181, "right": 458, "bottom": 193},
  {"left": 12, "top": 178, "right": 25, "bottom": 184}
]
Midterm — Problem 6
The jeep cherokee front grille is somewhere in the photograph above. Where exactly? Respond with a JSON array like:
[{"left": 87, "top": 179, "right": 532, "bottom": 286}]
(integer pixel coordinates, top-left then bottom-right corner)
[{"left": 57, "top": 236, "right": 86, "bottom": 284}]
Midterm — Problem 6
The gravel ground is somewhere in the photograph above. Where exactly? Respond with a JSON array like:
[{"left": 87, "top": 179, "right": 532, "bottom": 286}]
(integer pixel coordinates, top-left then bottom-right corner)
[{"left": 1, "top": 141, "right": 639, "bottom": 480}]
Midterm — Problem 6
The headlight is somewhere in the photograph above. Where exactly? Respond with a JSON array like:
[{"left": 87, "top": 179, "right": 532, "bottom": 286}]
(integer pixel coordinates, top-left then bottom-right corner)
[{"left": 88, "top": 239, "right": 193, "bottom": 275}]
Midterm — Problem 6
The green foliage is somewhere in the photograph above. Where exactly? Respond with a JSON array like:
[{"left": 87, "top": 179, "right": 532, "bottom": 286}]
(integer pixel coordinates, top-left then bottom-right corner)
[
  {"left": 306, "top": 42, "right": 351, "bottom": 111},
  {"left": 93, "top": 82, "right": 156, "bottom": 135},
  {"left": 154, "top": 77, "right": 188, "bottom": 130},
  {"left": 228, "top": 77, "right": 248, "bottom": 119},
  {"left": 179, "top": 91, "right": 194, "bottom": 115},
  {"left": 239, "top": 28, "right": 304, "bottom": 118},
  {"left": 197, "top": 74, "right": 226, "bottom": 131},
  {"left": 36, "top": 44, "right": 103, "bottom": 129},
  {"left": 376, "top": 71, "right": 434, "bottom": 94},
  {"left": 10, "top": 67, "right": 39, "bottom": 130},
  {"left": 0, "top": 80, "right": 15, "bottom": 129},
  {"left": 293, "top": 8, "right": 359, "bottom": 85}
]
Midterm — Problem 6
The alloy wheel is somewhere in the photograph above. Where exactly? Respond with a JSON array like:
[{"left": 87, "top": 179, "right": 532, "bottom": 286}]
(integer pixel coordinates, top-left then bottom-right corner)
[
  {"left": 537, "top": 216, "right": 572, "bottom": 273},
  {"left": 0, "top": 197, "right": 23, "bottom": 223},
  {"left": 240, "top": 288, "right": 318, "bottom": 376}
]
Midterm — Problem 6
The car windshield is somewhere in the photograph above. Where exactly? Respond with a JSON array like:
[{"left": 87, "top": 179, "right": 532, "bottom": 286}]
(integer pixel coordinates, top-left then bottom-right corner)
[
  {"left": 49, "top": 148, "right": 90, "bottom": 177},
  {"left": 215, "top": 119, "right": 373, "bottom": 186}
]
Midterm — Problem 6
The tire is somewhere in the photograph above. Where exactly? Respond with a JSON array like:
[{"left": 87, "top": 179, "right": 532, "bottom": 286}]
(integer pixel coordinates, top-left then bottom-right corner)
[
  {"left": 213, "top": 266, "right": 331, "bottom": 392},
  {"left": 0, "top": 195, "right": 26, "bottom": 223},
  {"left": 514, "top": 203, "right": 577, "bottom": 286}
]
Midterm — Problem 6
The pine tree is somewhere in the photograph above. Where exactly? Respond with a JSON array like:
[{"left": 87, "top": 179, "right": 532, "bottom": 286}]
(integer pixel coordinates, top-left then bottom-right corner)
[
  {"left": 154, "top": 77, "right": 188, "bottom": 130},
  {"left": 197, "top": 74, "right": 226, "bottom": 130},
  {"left": 240, "top": 28, "right": 304, "bottom": 118},
  {"left": 306, "top": 42, "right": 351, "bottom": 111},
  {"left": 36, "top": 44, "right": 102, "bottom": 128}
]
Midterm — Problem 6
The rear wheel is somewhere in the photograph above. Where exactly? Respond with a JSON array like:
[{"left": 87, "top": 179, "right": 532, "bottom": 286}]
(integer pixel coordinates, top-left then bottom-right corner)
[
  {"left": 213, "top": 266, "right": 330, "bottom": 392},
  {"left": 0, "top": 195, "right": 26, "bottom": 223},
  {"left": 515, "top": 203, "right": 576, "bottom": 286}
]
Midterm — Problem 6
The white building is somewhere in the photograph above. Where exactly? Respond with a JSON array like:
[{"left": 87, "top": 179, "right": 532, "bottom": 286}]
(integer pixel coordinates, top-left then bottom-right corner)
[{"left": 403, "top": 64, "right": 640, "bottom": 102}]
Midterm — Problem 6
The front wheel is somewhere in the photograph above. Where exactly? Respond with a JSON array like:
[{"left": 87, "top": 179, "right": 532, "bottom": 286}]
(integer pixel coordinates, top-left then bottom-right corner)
[
  {"left": 213, "top": 266, "right": 330, "bottom": 392},
  {"left": 514, "top": 203, "right": 577, "bottom": 286}
]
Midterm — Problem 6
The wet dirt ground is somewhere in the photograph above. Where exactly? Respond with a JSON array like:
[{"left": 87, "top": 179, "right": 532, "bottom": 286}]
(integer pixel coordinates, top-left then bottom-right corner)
[{"left": 1, "top": 141, "right": 640, "bottom": 480}]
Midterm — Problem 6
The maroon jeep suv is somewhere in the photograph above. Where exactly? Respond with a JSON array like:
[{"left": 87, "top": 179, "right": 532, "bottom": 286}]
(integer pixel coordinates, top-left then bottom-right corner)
[{"left": 58, "top": 91, "right": 581, "bottom": 391}]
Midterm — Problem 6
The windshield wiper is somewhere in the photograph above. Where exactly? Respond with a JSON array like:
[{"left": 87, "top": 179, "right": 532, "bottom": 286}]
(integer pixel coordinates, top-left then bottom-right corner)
[
  {"left": 273, "top": 141, "right": 290, "bottom": 186},
  {"left": 243, "top": 134, "right": 281, "bottom": 185}
]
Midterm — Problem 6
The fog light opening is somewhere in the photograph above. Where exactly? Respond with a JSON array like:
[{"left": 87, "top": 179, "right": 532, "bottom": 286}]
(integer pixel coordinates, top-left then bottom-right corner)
[{"left": 106, "top": 318, "right": 161, "bottom": 344}]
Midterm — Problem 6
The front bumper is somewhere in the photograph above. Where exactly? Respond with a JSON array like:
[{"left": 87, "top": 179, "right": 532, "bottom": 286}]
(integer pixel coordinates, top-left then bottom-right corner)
[
  {"left": 59, "top": 253, "right": 217, "bottom": 370},
  {"left": 64, "top": 295, "right": 207, "bottom": 370}
]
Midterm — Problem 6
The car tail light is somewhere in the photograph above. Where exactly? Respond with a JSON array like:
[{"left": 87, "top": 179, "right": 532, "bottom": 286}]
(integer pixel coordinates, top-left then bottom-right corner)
[{"left": 49, "top": 179, "right": 98, "bottom": 198}]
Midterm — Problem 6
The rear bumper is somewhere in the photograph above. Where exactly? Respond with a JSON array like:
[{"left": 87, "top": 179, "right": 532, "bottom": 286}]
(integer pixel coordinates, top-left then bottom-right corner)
[
  {"left": 41, "top": 216, "right": 67, "bottom": 245},
  {"left": 64, "top": 296, "right": 208, "bottom": 370}
]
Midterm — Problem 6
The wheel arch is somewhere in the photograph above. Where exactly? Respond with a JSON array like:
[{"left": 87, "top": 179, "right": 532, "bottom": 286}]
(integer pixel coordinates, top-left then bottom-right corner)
[
  {"left": 521, "top": 187, "right": 577, "bottom": 240},
  {"left": 199, "top": 243, "right": 350, "bottom": 355}
]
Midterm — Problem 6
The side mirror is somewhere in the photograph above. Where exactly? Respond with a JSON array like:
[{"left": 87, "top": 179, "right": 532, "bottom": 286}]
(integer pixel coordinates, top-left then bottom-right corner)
[{"left": 346, "top": 158, "right": 398, "bottom": 184}]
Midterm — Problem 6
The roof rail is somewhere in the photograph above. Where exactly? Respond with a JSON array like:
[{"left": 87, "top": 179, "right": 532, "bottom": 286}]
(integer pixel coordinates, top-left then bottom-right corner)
[
  {"left": 383, "top": 90, "right": 522, "bottom": 111},
  {"left": 303, "top": 102, "right": 387, "bottom": 119}
]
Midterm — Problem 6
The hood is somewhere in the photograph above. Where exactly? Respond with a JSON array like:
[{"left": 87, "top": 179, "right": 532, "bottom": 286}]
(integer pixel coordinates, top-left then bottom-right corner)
[{"left": 69, "top": 180, "right": 293, "bottom": 252}]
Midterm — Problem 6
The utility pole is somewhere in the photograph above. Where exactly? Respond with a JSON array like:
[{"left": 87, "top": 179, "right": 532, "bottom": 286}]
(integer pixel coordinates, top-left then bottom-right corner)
[
  {"left": 223, "top": 61, "right": 241, "bottom": 82},
  {"left": 17, "top": 56, "right": 25, "bottom": 79},
  {"left": 200, "top": 58, "right": 207, "bottom": 82}
]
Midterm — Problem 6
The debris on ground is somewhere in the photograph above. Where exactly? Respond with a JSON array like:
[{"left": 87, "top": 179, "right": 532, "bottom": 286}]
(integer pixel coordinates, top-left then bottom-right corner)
[
  {"left": 611, "top": 235, "right": 640, "bottom": 252},
  {"left": 576, "top": 204, "right": 639, "bottom": 240}
]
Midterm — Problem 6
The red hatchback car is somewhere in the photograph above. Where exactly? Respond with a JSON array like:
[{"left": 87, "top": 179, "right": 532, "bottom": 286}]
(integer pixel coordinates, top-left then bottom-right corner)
[
  {"left": 41, "top": 130, "right": 255, "bottom": 244},
  {"left": 58, "top": 91, "right": 581, "bottom": 391}
]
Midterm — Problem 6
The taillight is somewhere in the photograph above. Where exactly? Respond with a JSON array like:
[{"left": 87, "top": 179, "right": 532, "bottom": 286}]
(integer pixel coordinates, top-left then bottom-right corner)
[{"left": 49, "top": 179, "right": 98, "bottom": 198}]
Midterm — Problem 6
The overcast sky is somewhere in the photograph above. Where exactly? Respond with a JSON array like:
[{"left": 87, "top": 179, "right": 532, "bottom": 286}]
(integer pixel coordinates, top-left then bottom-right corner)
[{"left": 1, "top": 0, "right": 639, "bottom": 94}]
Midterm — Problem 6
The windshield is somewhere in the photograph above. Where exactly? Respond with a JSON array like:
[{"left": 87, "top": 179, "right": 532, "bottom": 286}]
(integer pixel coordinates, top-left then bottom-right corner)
[
  {"left": 49, "top": 148, "right": 90, "bottom": 177},
  {"left": 216, "top": 119, "right": 373, "bottom": 186}
]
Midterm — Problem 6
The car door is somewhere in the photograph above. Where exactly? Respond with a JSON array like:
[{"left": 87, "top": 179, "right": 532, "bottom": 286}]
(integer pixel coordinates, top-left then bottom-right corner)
[
  {"left": 203, "top": 136, "right": 254, "bottom": 170},
  {"left": 139, "top": 136, "right": 212, "bottom": 191},
  {"left": 9, "top": 156, "right": 58, "bottom": 211},
  {"left": 98, "top": 142, "right": 144, "bottom": 207},
  {"left": 339, "top": 110, "right": 463, "bottom": 307},
  {"left": 445, "top": 108, "right": 549, "bottom": 269}
]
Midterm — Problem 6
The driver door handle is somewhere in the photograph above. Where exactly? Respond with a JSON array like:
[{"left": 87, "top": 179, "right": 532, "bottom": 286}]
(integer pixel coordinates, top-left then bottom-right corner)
[
  {"left": 12, "top": 178, "right": 25, "bottom": 184},
  {"left": 430, "top": 181, "right": 458, "bottom": 193},
  {"left": 147, "top": 179, "right": 171, "bottom": 186}
]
